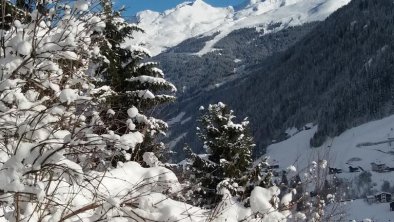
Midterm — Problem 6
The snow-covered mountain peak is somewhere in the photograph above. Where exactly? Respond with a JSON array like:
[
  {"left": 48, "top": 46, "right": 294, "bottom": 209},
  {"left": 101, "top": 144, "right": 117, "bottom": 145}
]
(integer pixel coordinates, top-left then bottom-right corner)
[
  {"left": 130, "top": 0, "right": 232, "bottom": 55},
  {"left": 135, "top": 10, "right": 161, "bottom": 24},
  {"left": 160, "top": 0, "right": 233, "bottom": 23},
  {"left": 136, "top": 0, "right": 232, "bottom": 23},
  {"left": 163, "top": 0, "right": 225, "bottom": 15},
  {"left": 235, "top": 0, "right": 300, "bottom": 18},
  {"left": 128, "top": 0, "right": 351, "bottom": 56},
  {"left": 186, "top": 0, "right": 213, "bottom": 8},
  {"left": 244, "top": 0, "right": 291, "bottom": 8}
]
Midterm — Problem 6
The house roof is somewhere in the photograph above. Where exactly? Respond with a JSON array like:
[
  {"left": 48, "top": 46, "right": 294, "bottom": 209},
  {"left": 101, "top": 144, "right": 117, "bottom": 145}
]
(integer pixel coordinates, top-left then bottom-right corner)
[{"left": 371, "top": 162, "right": 386, "bottom": 166}]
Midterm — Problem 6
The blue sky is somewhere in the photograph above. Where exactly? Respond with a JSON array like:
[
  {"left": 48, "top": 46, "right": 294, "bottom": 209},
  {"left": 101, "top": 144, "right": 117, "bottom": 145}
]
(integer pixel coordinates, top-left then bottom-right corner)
[{"left": 115, "top": 0, "right": 243, "bottom": 17}]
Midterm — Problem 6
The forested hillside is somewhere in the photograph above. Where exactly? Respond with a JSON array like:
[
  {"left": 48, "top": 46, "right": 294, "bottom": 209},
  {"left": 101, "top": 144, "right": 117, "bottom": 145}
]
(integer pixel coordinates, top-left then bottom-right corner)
[
  {"left": 155, "top": 23, "right": 317, "bottom": 94},
  {"left": 161, "top": 0, "right": 394, "bottom": 158}
]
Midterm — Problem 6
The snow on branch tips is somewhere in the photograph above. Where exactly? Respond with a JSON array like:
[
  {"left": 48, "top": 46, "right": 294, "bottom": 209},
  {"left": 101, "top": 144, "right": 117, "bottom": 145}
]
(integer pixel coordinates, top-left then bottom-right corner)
[{"left": 0, "top": 1, "right": 180, "bottom": 221}]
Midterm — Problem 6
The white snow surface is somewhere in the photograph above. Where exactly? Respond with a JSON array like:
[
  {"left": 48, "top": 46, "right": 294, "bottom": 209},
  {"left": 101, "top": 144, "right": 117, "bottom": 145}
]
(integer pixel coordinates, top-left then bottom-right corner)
[
  {"left": 167, "top": 111, "right": 186, "bottom": 125},
  {"left": 127, "top": 0, "right": 351, "bottom": 56},
  {"left": 333, "top": 199, "right": 394, "bottom": 221},
  {"left": 267, "top": 115, "right": 394, "bottom": 185},
  {"left": 127, "top": 106, "right": 139, "bottom": 118},
  {"left": 59, "top": 88, "right": 79, "bottom": 104},
  {"left": 250, "top": 186, "right": 281, "bottom": 215},
  {"left": 266, "top": 115, "right": 394, "bottom": 220}
]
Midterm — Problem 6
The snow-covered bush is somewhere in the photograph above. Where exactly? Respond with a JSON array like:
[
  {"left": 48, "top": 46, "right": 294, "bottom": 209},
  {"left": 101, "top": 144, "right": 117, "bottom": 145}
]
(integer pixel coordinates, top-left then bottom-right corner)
[{"left": 0, "top": 1, "right": 180, "bottom": 221}]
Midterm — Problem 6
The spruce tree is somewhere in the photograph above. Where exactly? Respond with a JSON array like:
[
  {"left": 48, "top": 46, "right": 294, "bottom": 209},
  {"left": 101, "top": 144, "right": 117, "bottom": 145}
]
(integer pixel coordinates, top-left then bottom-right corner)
[
  {"left": 185, "top": 102, "right": 255, "bottom": 207},
  {"left": 94, "top": 0, "right": 176, "bottom": 164},
  {"left": 198, "top": 102, "right": 253, "bottom": 178}
]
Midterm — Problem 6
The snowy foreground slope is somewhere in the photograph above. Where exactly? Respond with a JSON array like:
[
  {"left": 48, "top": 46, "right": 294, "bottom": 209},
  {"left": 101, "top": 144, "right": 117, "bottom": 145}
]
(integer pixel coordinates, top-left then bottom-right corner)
[
  {"left": 340, "top": 199, "right": 393, "bottom": 221},
  {"left": 0, "top": 162, "right": 206, "bottom": 221},
  {"left": 0, "top": 160, "right": 299, "bottom": 222},
  {"left": 266, "top": 115, "right": 394, "bottom": 220},
  {"left": 127, "top": 0, "right": 351, "bottom": 56}
]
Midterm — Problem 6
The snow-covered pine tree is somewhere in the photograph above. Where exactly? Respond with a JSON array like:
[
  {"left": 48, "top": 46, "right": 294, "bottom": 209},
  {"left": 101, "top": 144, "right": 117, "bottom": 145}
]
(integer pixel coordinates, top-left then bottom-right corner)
[
  {"left": 94, "top": 0, "right": 176, "bottom": 164},
  {"left": 185, "top": 102, "right": 255, "bottom": 207},
  {"left": 198, "top": 102, "right": 253, "bottom": 180}
]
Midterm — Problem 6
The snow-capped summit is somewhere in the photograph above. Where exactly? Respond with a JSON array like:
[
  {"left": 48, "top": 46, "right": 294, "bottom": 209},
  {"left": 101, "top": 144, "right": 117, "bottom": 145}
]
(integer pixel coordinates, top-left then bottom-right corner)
[
  {"left": 128, "top": 0, "right": 351, "bottom": 56},
  {"left": 131, "top": 0, "right": 233, "bottom": 55},
  {"left": 236, "top": 0, "right": 304, "bottom": 18}
]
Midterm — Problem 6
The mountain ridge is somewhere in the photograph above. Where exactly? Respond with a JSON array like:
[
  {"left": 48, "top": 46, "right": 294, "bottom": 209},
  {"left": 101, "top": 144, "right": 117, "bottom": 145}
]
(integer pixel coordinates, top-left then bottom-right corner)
[{"left": 127, "top": 0, "right": 351, "bottom": 56}]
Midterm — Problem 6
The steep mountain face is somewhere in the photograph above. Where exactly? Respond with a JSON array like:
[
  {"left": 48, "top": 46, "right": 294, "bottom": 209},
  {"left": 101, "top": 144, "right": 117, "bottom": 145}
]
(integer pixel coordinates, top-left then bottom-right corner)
[
  {"left": 160, "top": 0, "right": 394, "bottom": 160},
  {"left": 155, "top": 23, "right": 317, "bottom": 95},
  {"left": 239, "top": 0, "right": 394, "bottom": 147},
  {"left": 128, "top": 0, "right": 351, "bottom": 56},
  {"left": 155, "top": 23, "right": 318, "bottom": 160}
]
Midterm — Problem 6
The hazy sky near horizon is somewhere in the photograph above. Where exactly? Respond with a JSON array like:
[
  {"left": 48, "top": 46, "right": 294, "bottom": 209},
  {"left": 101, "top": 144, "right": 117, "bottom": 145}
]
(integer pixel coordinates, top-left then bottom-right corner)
[{"left": 115, "top": 0, "right": 242, "bottom": 17}]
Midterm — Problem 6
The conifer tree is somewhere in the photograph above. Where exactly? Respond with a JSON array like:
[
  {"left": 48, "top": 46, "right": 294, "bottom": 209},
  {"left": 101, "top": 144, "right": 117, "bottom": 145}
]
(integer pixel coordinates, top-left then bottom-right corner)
[
  {"left": 94, "top": 0, "right": 176, "bottom": 164},
  {"left": 198, "top": 102, "right": 253, "bottom": 178},
  {"left": 184, "top": 102, "right": 255, "bottom": 207}
]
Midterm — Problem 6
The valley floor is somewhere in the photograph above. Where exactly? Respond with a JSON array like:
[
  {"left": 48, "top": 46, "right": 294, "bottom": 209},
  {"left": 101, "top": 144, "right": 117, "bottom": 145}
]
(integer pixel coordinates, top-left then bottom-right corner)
[
  {"left": 267, "top": 115, "right": 394, "bottom": 221},
  {"left": 338, "top": 199, "right": 393, "bottom": 221}
]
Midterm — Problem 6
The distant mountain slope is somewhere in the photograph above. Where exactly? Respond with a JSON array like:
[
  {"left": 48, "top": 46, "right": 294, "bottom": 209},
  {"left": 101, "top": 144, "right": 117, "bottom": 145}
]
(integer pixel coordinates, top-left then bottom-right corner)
[
  {"left": 155, "top": 23, "right": 317, "bottom": 95},
  {"left": 127, "top": 0, "right": 350, "bottom": 56},
  {"left": 239, "top": 0, "right": 394, "bottom": 147},
  {"left": 155, "top": 23, "right": 318, "bottom": 160},
  {"left": 161, "top": 0, "right": 394, "bottom": 160}
]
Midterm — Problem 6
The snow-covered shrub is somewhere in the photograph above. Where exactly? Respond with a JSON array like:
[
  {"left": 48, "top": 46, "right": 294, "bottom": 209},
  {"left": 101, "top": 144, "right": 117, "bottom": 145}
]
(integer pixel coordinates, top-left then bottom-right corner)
[{"left": 0, "top": 1, "right": 180, "bottom": 221}]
